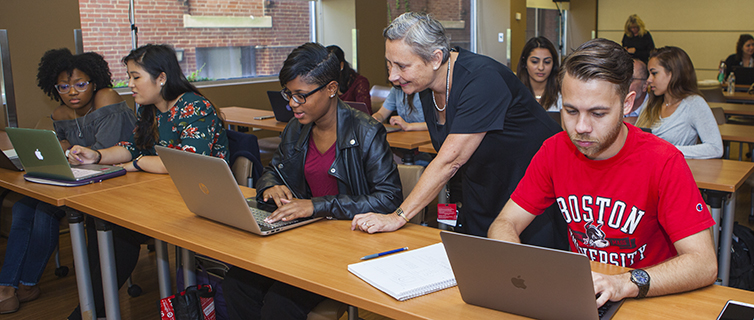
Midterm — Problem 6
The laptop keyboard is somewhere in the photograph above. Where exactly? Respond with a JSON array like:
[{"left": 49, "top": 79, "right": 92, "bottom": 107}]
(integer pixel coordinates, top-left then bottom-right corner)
[
  {"left": 71, "top": 167, "right": 100, "bottom": 179},
  {"left": 248, "top": 205, "right": 300, "bottom": 230},
  {"left": 596, "top": 296, "right": 622, "bottom": 320}
]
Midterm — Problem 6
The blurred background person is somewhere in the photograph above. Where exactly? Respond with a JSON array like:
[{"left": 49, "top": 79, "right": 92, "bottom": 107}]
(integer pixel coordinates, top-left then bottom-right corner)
[
  {"left": 327, "top": 45, "right": 371, "bottom": 111},
  {"left": 517, "top": 36, "right": 560, "bottom": 111},
  {"left": 622, "top": 14, "right": 655, "bottom": 63}
]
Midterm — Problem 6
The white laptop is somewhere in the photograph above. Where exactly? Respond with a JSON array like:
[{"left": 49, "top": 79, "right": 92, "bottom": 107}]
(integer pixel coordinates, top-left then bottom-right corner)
[
  {"left": 156, "top": 146, "right": 321, "bottom": 236},
  {"left": 440, "top": 231, "right": 623, "bottom": 320}
]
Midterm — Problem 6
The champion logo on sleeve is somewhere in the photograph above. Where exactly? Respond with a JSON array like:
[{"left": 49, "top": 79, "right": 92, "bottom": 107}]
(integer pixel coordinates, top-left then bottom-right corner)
[{"left": 696, "top": 203, "right": 703, "bottom": 212}]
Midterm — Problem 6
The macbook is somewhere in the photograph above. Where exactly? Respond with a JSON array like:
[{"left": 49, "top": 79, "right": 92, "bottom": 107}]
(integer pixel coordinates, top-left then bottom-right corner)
[
  {"left": 156, "top": 146, "right": 321, "bottom": 236},
  {"left": 6, "top": 127, "right": 125, "bottom": 186},
  {"left": 440, "top": 231, "right": 623, "bottom": 320},
  {"left": 267, "top": 91, "right": 294, "bottom": 122}
]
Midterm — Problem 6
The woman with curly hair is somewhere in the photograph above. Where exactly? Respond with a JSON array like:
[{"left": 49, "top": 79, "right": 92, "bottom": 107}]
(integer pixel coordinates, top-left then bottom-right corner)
[
  {"left": 326, "top": 45, "right": 372, "bottom": 111},
  {"left": 0, "top": 48, "right": 135, "bottom": 313}
]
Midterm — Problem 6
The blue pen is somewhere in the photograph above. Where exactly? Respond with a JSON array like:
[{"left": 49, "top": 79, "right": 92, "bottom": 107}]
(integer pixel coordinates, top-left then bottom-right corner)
[{"left": 360, "top": 247, "right": 408, "bottom": 260}]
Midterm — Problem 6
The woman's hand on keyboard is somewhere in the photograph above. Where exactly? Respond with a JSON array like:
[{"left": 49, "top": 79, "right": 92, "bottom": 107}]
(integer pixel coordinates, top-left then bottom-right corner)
[
  {"left": 262, "top": 185, "right": 294, "bottom": 208},
  {"left": 264, "top": 198, "right": 313, "bottom": 223},
  {"left": 67, "top": 146, "right": 98, "bottom": 165}
]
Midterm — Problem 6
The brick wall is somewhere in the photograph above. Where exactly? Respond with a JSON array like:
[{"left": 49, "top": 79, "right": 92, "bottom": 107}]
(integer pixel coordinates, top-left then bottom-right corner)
[
  {"left": 387, "top": 0, "right": 471, "bottom": 50},
  {"left": 79, "top": 0, "right": 310, "bottom": 84}
]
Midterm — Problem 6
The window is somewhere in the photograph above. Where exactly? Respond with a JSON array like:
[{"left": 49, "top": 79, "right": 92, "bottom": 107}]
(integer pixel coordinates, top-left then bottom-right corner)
[
  {"left": 78, "top": 0, "right": 314, "bottom": 86},
  {"left": 387, "top": 0, "right": 472, "bottom": 51}
]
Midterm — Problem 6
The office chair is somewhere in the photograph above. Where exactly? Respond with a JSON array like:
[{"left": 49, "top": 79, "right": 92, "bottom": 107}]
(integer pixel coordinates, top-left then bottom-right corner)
[{"left": 369, "top": 85, "right": 391, "bottom": 114}]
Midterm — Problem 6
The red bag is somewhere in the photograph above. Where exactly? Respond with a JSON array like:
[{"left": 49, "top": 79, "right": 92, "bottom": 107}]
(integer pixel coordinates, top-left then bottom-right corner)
[{"left": 160, "top": 284, "right": 216, "bottom": 320}]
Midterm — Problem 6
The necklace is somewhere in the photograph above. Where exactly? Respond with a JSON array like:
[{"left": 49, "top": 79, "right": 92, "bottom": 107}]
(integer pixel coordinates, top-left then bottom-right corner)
[
  {"left": 432, "top": 60, "right": 451, "bottom": 112},
  {"left": 75, "top": 106, "right": 94, "bottom": 138}
]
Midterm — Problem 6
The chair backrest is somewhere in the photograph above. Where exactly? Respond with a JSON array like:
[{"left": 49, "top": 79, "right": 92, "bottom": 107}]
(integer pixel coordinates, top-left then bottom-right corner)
[
  {"left": 698, "top": 81, "right": 726, "bottom": 103},
  {"left": 345, "top": 101, "right": 371, "bottom": 116},
  {"left": 227, "top": 130, "right": 263, "bottom": 187},
  {"left": 370, "top": 85, "right": 392, "bottom": 113},
  {"left": 397, "top": 164, "right": 425, "bottom": 225},
  {"left": 710, "top": 107, "right": 726, "bottom": 125},
  {"left": 369, "top": 85, "right": 391, "bottom": 100}
]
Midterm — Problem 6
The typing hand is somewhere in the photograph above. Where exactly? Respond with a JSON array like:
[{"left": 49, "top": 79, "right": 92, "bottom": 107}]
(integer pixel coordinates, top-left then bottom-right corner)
[
  {"left": 262, "top": 185, "right": 294, "bottom": 208},
  {"left": 67, "top": 146, "right": 97, "bottom": 165},
  {"left": 592, "top": 271, "right": 636, "bottom": 307},
  {"left": 351, "top": 212, "right": 406, "bottom": 233},
  {"left": 264, "top": 198, "right": 313, "bottom": 223}
]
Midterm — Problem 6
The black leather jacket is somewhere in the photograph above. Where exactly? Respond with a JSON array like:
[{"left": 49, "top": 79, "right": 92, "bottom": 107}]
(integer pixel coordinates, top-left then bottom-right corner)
[{"left": 256, "top": 100, "right": 403, "bottom": 219}]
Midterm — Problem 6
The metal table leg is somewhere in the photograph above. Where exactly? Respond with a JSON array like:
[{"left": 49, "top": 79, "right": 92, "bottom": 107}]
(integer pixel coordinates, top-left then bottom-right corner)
[
  {"left": 67, "top": 208, "right": 96, "bottom": 320},
  {"left": 705, "top": 190, "right": 727, "bottom": 286},
  {"left": 181, "top": 247, "right": 196, "bottom": 289},
  {"left": 155, "top": 239, "right": 172, "bottom": 298},
  {"left": 94, "top": 218, "right": 121, "bottom": 320},
  {"left": 720, "top": 192, "right": 736, "bottom": 286}
]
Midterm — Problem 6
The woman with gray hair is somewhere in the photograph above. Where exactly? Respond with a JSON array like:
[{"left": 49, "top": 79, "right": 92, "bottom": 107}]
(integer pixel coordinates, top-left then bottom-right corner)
[{"left": 352, "top": 12, "right": 567, "bottom": 249}]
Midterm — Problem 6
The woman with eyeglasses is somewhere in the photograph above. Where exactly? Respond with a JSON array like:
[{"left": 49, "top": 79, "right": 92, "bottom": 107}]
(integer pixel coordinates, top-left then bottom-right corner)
[
  {"left": 65, "top": 44, "right": 228, "bottom": 320},
  {"left": 222, "top": 43, "right": 401, "bottom": 320},
  {"left": 0, "top": 48, "right": 135, "bottom": 314}
]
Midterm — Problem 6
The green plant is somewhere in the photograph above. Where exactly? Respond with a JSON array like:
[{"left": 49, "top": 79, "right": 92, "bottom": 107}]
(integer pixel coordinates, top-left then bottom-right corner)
[
  {"left": 187, "top": 63, "right": 207, "bottom": 82},
  {"left": 112, "top": 79, "right": 128, "bottom": 88}
]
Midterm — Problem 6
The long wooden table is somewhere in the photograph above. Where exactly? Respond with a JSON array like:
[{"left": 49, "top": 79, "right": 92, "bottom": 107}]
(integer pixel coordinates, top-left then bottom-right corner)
[
  {"left": 0, "top": 166, "right": 168, "bottom": 319},
  {"left": 710, "top": 102, "right": 754, "bottom": 117},
  {"left": 724, "top": 91, "right": 754, "bottom": 104},
  {"left": 220, "top": 106, "right": 433, "bottom": 158},
  {"left": 63, "top": 177, "right": 754, "bottom": 319}
]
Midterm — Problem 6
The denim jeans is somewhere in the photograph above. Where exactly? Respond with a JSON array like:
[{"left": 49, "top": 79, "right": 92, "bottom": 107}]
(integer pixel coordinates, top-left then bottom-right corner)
[{"left": 0, "top": 197, "right": 64, "bottom": 288}]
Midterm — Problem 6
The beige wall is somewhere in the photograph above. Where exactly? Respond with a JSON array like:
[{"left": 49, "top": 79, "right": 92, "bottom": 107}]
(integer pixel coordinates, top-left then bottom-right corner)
[
  {"left": 355, "top": 0, "right": 389, "bottom": 87},
  {"left": 477, "top": 0, "right": 511, "bottom": 66},
  {"left": 568, "top": 0, "right": 597, "bottom": 56},
  {"left": 0, "top": 0, "right": 82, "bottom": 129},
  {"left": 598, "top": 0, "right": 754, "bottom": 80}
]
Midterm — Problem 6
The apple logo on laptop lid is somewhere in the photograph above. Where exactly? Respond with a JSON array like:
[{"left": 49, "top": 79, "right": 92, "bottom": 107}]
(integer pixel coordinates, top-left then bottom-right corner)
[
  {"left": 511, "top": 275, "right": 527, "bottom": 289},
  {"left": 34, "top": 149, "right": 44, "bottom": 161}
]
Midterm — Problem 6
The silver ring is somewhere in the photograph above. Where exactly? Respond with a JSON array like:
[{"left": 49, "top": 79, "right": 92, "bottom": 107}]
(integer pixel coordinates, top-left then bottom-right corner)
[{"left": 362, "top": 222, "right": 368, "bottom": 227}]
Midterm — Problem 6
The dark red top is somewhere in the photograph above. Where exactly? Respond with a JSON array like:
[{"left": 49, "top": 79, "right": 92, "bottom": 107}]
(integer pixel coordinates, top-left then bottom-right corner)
[
  {"left": 339, "top": 74, "right": 372, "bottom": 111},
  {"left": 305, "top": 135, "right": 339, "bottom": 197}
]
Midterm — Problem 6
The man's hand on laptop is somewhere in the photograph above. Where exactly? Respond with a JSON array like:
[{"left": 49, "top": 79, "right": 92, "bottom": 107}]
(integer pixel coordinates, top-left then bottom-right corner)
[
  {"left": 592, "top": 271, "right": 637, "bottom": 307},
  {"left": 264, "top": 198, "right": 313, "bottom": 223}
]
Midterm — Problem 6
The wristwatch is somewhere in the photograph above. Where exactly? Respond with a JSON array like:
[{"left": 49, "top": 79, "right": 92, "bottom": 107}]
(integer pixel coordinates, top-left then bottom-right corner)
[{"left": 629, "top": 269, "right": 650, "bottom": 298}]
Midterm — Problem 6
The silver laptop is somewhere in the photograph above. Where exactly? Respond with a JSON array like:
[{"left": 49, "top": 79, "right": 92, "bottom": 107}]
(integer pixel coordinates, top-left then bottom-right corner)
[
  {"left": 440, "top": 231, "right": 623, "bottom": 320},
  {"left": 156, "top": 146, "right": 322, "bottom": 236},
  {"left": 0, "top": 148, "right": 23, "bottom": 171},
  {"left": 6, "top": 127, "right": 125, "bottom": 185}
]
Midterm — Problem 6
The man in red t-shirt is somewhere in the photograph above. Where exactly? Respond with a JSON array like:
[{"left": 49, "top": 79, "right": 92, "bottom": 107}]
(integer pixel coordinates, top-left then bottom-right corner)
[{"left": 488, "top": 39, "right": 717, "bottom": 307}]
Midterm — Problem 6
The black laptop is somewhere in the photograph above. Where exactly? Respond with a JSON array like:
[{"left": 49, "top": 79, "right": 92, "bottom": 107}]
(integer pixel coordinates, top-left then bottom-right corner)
[{"left": 266, "top": 91, "right": 294, "bottom": 122}]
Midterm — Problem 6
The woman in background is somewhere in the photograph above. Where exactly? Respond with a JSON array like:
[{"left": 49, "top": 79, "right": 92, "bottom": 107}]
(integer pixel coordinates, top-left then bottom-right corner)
[
  {"left": 636, "top": 46, "right": 722, "bottom": 159},
  {"left": 0, "top": 48, "right": 135, "bottom": 314},
  {"left": 622, "top": 14, "right": 655, "bottom": 63},
  {"left": 517, "top": 36, "right": 560, "bottom": 111},
  {"left": 724, "top": 34, "right": 754, "bottom": 75},
  {"left": 326, "top": 45, "right": 372, "bottom": 110},
  {"left": 372, "top": 85, "right": 426, "bottom": 131},
  {"left": 223, "top": 42, "right": 401, "bottom": 320},
  {"left": 66, "top": 44, "right": 228, "bottom": 319}
]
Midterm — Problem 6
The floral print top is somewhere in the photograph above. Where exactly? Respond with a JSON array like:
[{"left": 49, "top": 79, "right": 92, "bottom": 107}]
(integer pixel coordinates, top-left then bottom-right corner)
[{"left": 118, "top": 92, "right": 228, "bottom": 161}]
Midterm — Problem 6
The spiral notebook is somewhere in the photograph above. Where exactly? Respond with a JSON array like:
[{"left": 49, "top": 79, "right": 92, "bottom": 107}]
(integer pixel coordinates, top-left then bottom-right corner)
[{"left": 347, "top": 243, "right": 456, "bottom": 301}]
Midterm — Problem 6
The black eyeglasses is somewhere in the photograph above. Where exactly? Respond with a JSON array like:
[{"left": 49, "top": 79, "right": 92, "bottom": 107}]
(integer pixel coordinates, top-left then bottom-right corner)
[
  {"left": 280, "top": 82, "right": 329, "bottom": 104},
  {"left": 55, "top": 81, "right": 91, "bottom": 94}
]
